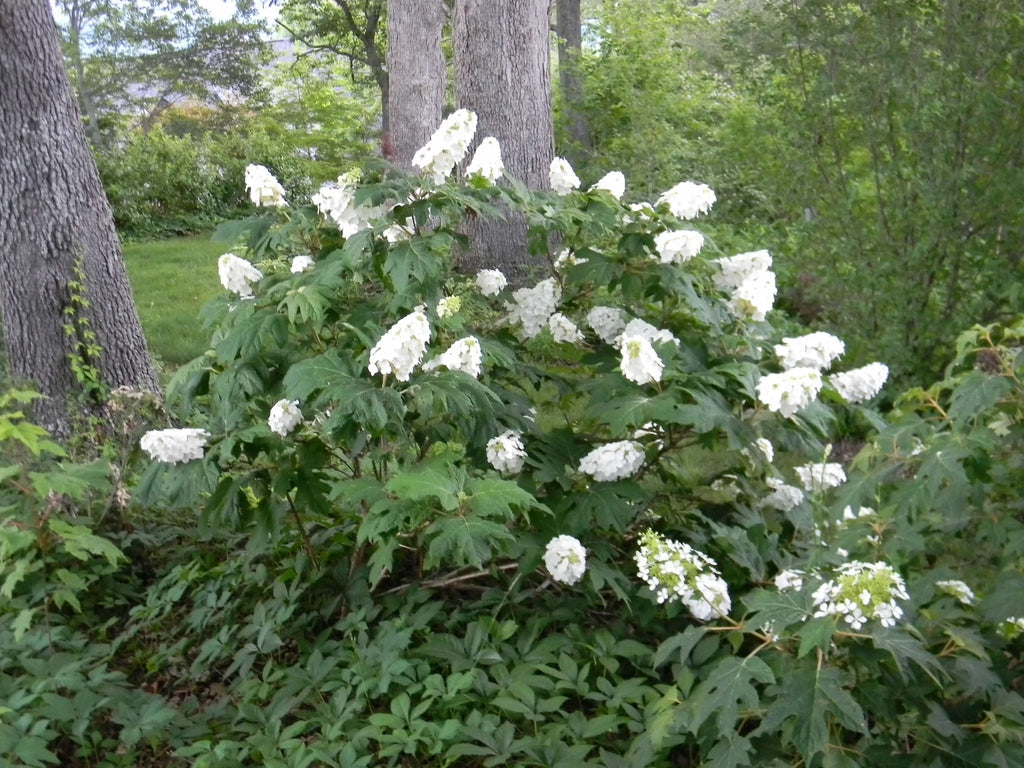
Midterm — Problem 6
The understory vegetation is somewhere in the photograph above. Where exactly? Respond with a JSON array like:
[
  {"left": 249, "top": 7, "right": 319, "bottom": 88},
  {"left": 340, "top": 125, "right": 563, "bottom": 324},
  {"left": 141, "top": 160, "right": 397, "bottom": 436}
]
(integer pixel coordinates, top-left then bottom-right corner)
[
  {"left": 3, "top": 132, "right": 1023, "bottom": 766},
  {"left": 3, "top": 1, "right": 1021, "bottom": 765}
]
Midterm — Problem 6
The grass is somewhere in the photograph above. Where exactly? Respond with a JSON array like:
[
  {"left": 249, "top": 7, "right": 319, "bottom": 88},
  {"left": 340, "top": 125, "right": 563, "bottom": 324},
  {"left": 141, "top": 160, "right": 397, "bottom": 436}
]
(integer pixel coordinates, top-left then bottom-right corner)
[{"left": 122, "top": 233, "right": 225, "bottom": 368}]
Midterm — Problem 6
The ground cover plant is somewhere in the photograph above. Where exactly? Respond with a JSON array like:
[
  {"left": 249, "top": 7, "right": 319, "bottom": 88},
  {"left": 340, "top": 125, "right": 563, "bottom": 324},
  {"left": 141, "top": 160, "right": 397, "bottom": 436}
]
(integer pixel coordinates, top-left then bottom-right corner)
[{"left": 3, "top": 112, "right": 1023, "bottom": 766}]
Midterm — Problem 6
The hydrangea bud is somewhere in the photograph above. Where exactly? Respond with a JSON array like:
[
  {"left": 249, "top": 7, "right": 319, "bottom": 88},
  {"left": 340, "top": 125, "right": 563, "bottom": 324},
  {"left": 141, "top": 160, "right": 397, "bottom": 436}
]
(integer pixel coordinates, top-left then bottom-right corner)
[
  {"left": 578, "top": 440, "right": 645, "bottom": 482},
  {"left": 587, "top": 306, "right": 626, "bottom": 344},
  {"left": 756, "top": 367, "right": 823, "bottom": 418},
  {"left": 218, "top": 253, "right": 263, "bottom": 298},
  {"left": 290, "top": 255, "right": 314, "bottom": 273},
  {"left": 465, "top": 136, "right": 504, "bottom": 183},
  {"left": 508, "top": 278, "right": 561, "bottom": 339},
  {"left": 653, "top": 230, "right": 704, "bottom": 264},
  {"left": 486, "top": 430, "right": 527, "bottom": 474},
  {"left": 763, "top": 477, "right": 805, "bottom": 511},
  {"left": 367, "top": 308, "right": 431, "bottom": 382},
  {"left": 476, "top": 269, "right": 508, "bottom": 297},
  {"left": 544, "top": 535, "right": 587, "bottom": 585},
  {"left": 657, "top": 180, "right": 716, "bottom": 219},
  {"left": 423, "top": 336, "right": 483, "bottom": 378},
  {"left": 268, "top": 399, "right": 303, "bottom": 437},
  {"left": 548, "top": 313, "right": 583, "bottom": 345},
  {"left": 774, "top": 332, "right": 846, "bottom": 371},
  {"left": 412, "top": 109, "right": 478, "bottom": 183},
  {"left": 590, "top": 170, "right": 625, "bottom": 199},
  {"left": 244, "top": 164, "right": 286, "bottom": 207},
  {"left": 619, "top": 334, "right": 664, "bottom": 385},
  {"left": 830, "top": 362, "right": 889, "bottom": 403},
  {"left": 140, "top": 428, "right": 209, "bottom": 464},
  {"left": 549, "top": 157, "right": 581, "bottom": 195},
  {"left": 934, "top": 579, "right": 975, "bottom": 605},
  {"left": 795, "top": 462, "right": 847, "bottom": 493}
]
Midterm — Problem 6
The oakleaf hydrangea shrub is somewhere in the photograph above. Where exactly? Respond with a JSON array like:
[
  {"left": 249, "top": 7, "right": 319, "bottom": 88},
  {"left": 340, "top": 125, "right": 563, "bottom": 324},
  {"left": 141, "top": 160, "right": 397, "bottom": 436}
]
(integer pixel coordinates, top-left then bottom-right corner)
[{"left": 132, "top": 115, "right": 1024, "bottom": 766}]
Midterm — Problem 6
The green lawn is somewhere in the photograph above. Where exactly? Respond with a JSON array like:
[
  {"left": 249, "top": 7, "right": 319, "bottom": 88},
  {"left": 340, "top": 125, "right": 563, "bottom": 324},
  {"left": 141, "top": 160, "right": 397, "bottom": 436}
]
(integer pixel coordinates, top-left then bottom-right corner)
[{"left": 122, "top": 233, "right": 225, "bottom": 368}]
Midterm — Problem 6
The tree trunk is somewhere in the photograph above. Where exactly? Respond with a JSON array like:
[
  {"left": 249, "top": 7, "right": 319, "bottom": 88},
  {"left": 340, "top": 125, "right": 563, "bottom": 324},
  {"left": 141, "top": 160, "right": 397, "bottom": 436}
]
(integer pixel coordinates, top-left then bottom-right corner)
[
  {"left": 454, "top": 0, "right": 554, "bottom": 285},
  {"left": 386, "top": 0, "right": 447, "bottom": 168},
  {"left": 66, "top": 0, "right": 103, "bottom": 147},
  {"left": 0, "top": 0, "right": 160, "bottom": 440},
  {"left": 556, "top": 0, "right": 590, "bottom": 160}
]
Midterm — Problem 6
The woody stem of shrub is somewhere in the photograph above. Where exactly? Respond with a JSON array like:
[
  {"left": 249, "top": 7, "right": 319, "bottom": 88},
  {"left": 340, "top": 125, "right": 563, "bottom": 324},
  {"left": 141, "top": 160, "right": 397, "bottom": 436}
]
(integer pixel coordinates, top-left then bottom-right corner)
[
  {"left": 288, "top": 496, "right": 320, "bottom": 568},
  {"left": 381, "top": 561, "right": 520, "bottom": 595}
]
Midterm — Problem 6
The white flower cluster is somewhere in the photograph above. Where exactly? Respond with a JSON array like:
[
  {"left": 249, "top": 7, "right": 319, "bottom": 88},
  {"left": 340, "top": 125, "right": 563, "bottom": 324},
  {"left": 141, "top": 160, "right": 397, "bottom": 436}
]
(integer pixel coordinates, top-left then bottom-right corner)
[
  {"left": 653, "top": 230, "right": 704, "bottom": 264},
  {"left": 774, "top": 568, "right": 805, "bottom": 591},
  {"left": 218, "top": 253, "right": 263, "bottom": 298},
  {"left": 587, "top": 306, "right": 626, "bottom": 344},
  {"left": 543, "top": 535, "right": 587, "bottom": 585},
  {"left": 634, "top": 529, "right": 731, "bottom": 620},
  {"left": 756, "top": 367, "right": 823, "bottom": 418},
  {"left": 632, "top": 421, "right": 664, "bottom": 450},
  {"left": 742, "top": 437, "right": 774, "bottom": 464},
  {"left": 795, "top": 462, "right": 847, "bottom": 493},
  {"left": 591, "top": 170, "right": 625, "bottom": 199},
  {"left": 934, "top": 579, "right": 975, "bottom": 605},
  {"left": 268, "top": 399, "right": 303, "bottom": 437},
  {"left": 383, "top": 222, "right": 414, "bottom": 243},
  {"left": 140, "top": 428, "right": 209, "bottom": 464},
  {"left": 626, "top": 202, "right": 655, "bottom": 223},
  {"left": 436, "top": 296, "right": 461, "bottom": 319},
  {"left": 465, "top": 136, "right": 504, "bottom": 183},
  {"left": 775, "top": 332, "right": 845, "bottom": 371},
  {"left": 290, "top": 254, "right": 314, "bottom": 273},
  {"left": 840, "top": 505, "right": 875, "bottom": 523},
  {"left": 367, "top": 308, "right": 431, "bottom": 382},
  {"left": 508, "top": 278, "right": 561, "bottom": 339},
  {"left": 619, "top": 334, "right": 664, "bottom": 385},
  {"left": 549, "top": 156, "right": 581, "bottom": 195},
  {"left": 553, "top": 248, "right": 588, "bottom": 271},
  {"left": 714, "top": 250, "right": 776, "bottom": 322},
  {"left": 657, "top": 181, "right": 716, "bottom": 220},
  {"left": 548, "top": 313, "right": 583, "bottom": 344},
  {"left": 715, "top": 249, "right": 772, "bottom": 289},
  {"left": 486, "top": 430, "right": 527, "bottom": 474},
  {"left": 244, "top": 164, "right": 286, "bottom": 207},
  {"left": 831, "top": 362, "right": 890, "bottom": 403},
  {"left": 622, "top": 317, "right": 677, "bottom": 346},
  {"left": 476, "top": 269, "right": 508, "bottom": 296},
  {"left": 812, "top": 561, "right": 908, "bottom": 630},
  {"left": 763, "top": 477, "right": 805, "bottom": 511},
  {"left": 423, "top": 336, "right": 483, "bottom": 378},
  {"left": 311, "top": 174, "right": 381, "bottom": 237},
  {"left": 999, "top": 617, "right": 1024, "bottom": 640},
  {"left": 578, "top": 440, "right": 645, "bottom": 482},
  {"left": 412, "top": 108, "right": 478, "bottom": 183}
]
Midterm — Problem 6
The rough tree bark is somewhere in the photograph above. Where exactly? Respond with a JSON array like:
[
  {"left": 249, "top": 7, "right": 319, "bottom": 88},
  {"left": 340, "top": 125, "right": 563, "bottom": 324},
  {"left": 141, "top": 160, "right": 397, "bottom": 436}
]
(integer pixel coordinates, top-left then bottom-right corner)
[
  {"left": 385, "top": 0, "right": 447, "bottom": 168},
  {"left": 454, "top": 0, "right": 555, "bottom": 285},
  {"left": 556, "top": 0, "right": 590, "bottom": 161},
  {"left": 0, "top": 0, "right": 160, "bottom": 439}
]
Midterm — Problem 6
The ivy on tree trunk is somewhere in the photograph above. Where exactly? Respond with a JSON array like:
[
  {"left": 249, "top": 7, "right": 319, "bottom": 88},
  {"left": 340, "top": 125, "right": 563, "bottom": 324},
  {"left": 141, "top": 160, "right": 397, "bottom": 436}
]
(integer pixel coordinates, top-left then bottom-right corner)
[{"left": 0, "top": 0, "right": 160, "bottom": 439}]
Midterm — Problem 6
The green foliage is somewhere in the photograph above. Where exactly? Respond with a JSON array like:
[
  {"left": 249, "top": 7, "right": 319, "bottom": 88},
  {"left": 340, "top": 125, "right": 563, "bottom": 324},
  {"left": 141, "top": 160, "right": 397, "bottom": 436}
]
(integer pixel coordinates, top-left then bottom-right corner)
[
  {"left": 120, "top": 150, "right": 1024, "bottom": 765},
  {"left": 715, "top": 0, "right": 1024, "bottom": 383},
  {"left": 58, "top": 0, "right": 270, "bottom": 144},
  {"left": 0, "top": 390, "right": 181, "bottom": 767},
  {"left": 97, "top": 119, "right": 311, "bottom": 239},
  {"left": 260, "top": 47, "right": 379, "bottom": 179},
  {"left": 570, "top": 1, "right": 1024, "bottom": 385}
]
